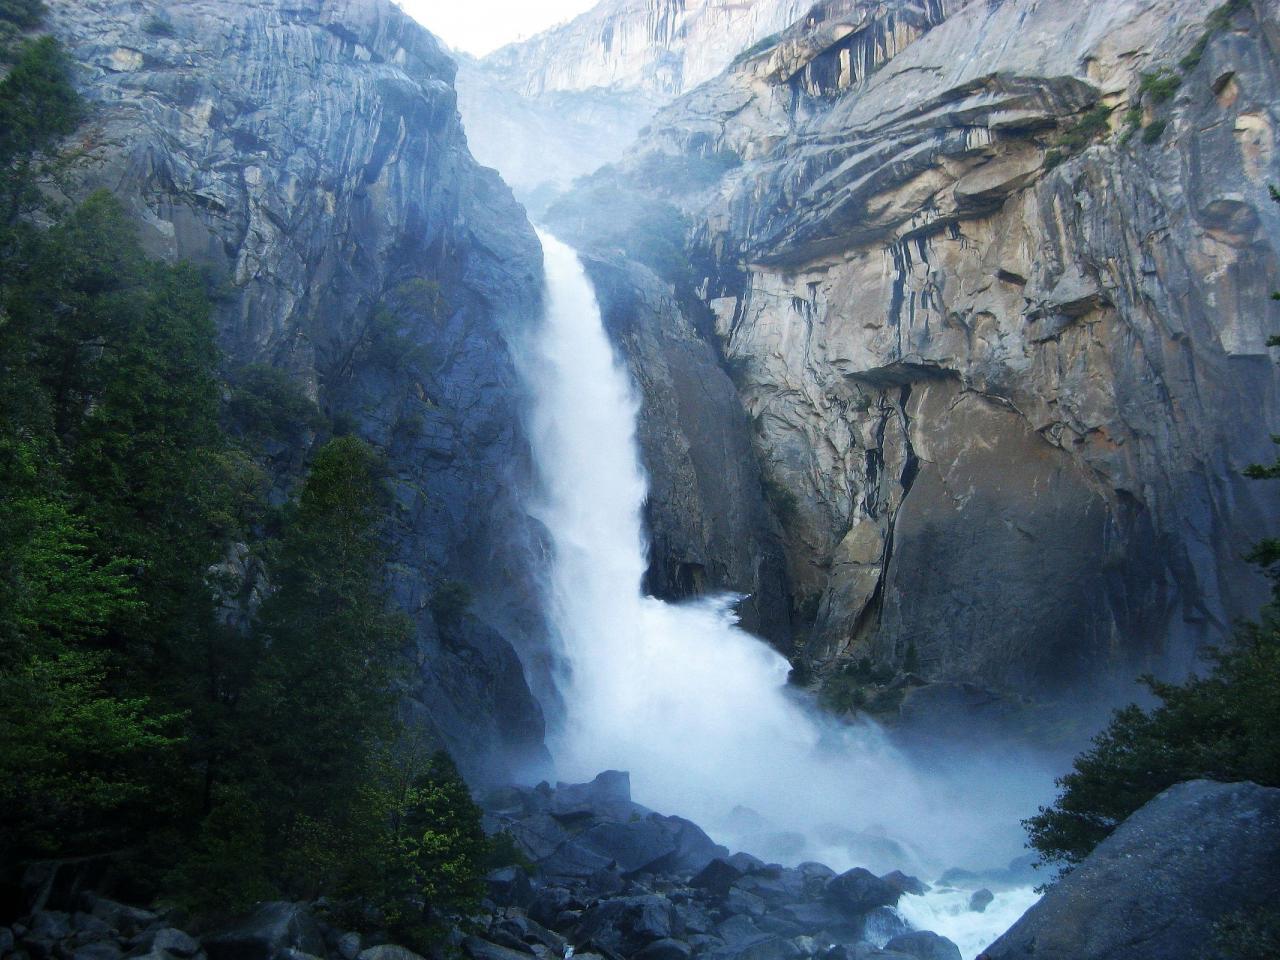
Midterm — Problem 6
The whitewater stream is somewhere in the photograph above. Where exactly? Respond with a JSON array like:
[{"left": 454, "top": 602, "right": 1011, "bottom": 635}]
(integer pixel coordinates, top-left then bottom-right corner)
[{"left": 519, "top": 231, "right": 1041, "bottom": 957}]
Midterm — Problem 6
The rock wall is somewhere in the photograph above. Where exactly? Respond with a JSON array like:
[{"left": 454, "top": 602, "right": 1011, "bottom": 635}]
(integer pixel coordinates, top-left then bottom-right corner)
[
  {"left": 582, "top": 255, "right": 793, "bottom": 643},
  {"left": 455, "top": 0, "right": 809, "bottom": 201},
  {"left": 43, "top": 0, "right": 551, "bottom": 781},
  {"left": 481, "top": 0, "right": 810, "bottom": 100},
  {"left": 589, "top": 0, "right": 1280, "bottom": 697}
]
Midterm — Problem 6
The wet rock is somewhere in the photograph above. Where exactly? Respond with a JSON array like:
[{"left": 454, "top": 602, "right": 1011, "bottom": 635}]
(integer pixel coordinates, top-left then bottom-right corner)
[
  {"left": 984, "top": 780, "right": 1280, "bottom": 960},
  {"left": 28, "top": 913, "right": 72, "bottom": 942},
  {"left": 882, "top": 931, "right": 961, "bottom": 960},
  {"left": 967, "top": 889, "right": 993, "bottom": 913},
  {"left": 550, "top": 771, "right": 632, "bottom": 816},
  {"left": 337, "top": 933, "right": 361, "bottom": 960},
  {"left": 823, "top": 869, "right": 900, "bottom": 917},
  {"left": 139, "top": 928, "right": 201, "bottom": 957},
  {"left": 206, "top": 902, "right": 325, "bottom": 960},
  {"left": 462, "top": 939, "right": 530, "bottom": 960},
  {"left": 70, "top": 944, "right": 123, "bottom": 960},
  {"left": 879, "top": 872, "right": 928, "bottom": 898},
  {"left": 486, "top": 867, "right": 535, "bottom": 909},
  {"left": 632, "top": 939, "right": 693, "bottom": 960}
]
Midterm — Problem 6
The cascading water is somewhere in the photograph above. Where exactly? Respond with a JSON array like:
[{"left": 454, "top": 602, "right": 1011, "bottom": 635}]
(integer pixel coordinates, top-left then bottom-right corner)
[{"left": 520, "top": 232, "right": 1042, "bottom": 957}]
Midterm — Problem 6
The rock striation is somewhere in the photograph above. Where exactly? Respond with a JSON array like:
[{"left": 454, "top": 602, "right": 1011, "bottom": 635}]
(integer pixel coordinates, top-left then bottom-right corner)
[
  {"left": 42, "top": 0, "right": 551, "bottom": 780},
  {"left": 565, "top": 0, "right": 1280, "bottom": 699}
]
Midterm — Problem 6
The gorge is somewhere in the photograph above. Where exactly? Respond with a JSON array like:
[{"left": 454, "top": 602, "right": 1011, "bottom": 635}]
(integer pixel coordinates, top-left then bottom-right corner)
[{"left": 2, "top": 0, "right": 1279, "bottom": 959}]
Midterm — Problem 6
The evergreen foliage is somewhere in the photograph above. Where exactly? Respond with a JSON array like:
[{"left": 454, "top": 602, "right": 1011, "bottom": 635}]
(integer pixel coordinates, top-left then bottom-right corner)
[{"left": 0, "top": 27, "right": 492, "bottom": 935}]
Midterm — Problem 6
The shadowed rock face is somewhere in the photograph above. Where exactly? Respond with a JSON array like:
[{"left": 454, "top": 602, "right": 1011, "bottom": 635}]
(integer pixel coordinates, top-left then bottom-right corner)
[
  {"left": 575, "top": 0, "right": 1280, "bottom": 699},
  {"left": 42, "top": 0, "right": 550, "bottom": 781},
  {"left": 581, "top": 255, "right": 792, "bottom": 643},
  {"left": 983, "top": 780, "right": 1280, "bottom": 960}
]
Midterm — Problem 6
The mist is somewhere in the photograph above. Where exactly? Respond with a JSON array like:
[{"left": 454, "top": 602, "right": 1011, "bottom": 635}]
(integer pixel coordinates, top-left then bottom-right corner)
[{"left": 516, "top": 231, "right": 1060, "bottom": 913}]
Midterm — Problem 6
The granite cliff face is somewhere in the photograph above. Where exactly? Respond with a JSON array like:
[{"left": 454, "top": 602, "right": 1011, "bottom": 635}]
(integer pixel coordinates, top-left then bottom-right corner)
[
  {"left": 456, "top": 0, "right": 808, "bottom": 202},
  {"left": 43, "top": 0, "right": 550, "bottom": 780},
  {"left": 550, "top": 0, "right": 1280, "bottom": 699}
]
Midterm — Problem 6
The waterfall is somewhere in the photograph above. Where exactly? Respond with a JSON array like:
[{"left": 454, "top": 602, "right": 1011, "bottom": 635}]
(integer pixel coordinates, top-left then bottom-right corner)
[{"left": 519, "top": 233, "right": 1046, "bottom": 945}]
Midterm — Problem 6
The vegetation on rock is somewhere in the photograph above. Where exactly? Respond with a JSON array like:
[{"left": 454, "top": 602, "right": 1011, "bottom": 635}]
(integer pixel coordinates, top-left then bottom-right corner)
[{"left": 0, "top": 25, "right": 495, "bottom": 937}]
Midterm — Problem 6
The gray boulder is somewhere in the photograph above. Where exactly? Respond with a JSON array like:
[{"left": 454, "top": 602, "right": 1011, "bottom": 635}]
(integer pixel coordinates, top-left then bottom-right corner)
[
  {"left": 71, "top": 945, "right": 124, "bottom": 960},
  {"left": 882, "top": 931, "right": 961, "bottom": 960},
  {"left": 140, "top": 928, "right": 201, "bottom": 957},
  {"left": 550, "top": 771, "right": 632, "bottom": 815},
  {"left": 823, "top": 869, "right": 900, "bottom": 916},
  {"left": 205, "top": 902, "right": 325, "bottom": 960},
  {"left": 983, "top": 780, "right": 1280, "bottom": 960},
  {"left": 632, "top": 939, "right": 693, "bottom": 960},
  {"left": 359, "top": 947, "right": 426, "bottom": 960},
  {"left": 462, "top": 937, "right": 533, "bottom": 960},
  {"left": 967, "top": 889, "right": 993, "bottom": 914}
]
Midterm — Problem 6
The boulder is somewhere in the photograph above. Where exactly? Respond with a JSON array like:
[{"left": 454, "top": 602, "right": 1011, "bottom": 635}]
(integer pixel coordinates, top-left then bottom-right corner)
[
  {"left": 337, "top": 933, "right": 361, "bottom": 960},
  {"left": 632, "top": 939, "right": 693, "bottom": 960},
  {"left": 205, "top": 902, "right": 325, "bottom": 960},
  {"left": 85, "top": 900, "right": 159, "bottom": 937},
  {"left": 485, "top": 866, "right": 534, "bottom": 908},
  {"left": 28, "top": 912, "right": 72, "bottom": 941},
  {"left": 967, "top": 889, "right": 993, "bottom": 913},
  {"left": 823, "top": 869, "right": 900, "bottom": 916},
  {"left": 550, "top": 771, "right": 632, "bottom": 816},
  {"left": 71, "top": 945, "right": 124, "bottom": 960},
  {"left": 879, "top": 872, "right": 928, "bottom": 897},
  {"left": 882, "top": 932, "right": 961, "bottom": 960},
  {"left": 139, "top": 928, "right": 201, "bottom": 957},
  {"left": 983, "top": 780, "right": 1280, "bottom": 960},
  {"left": 462, "top": 939, "right": 531, "bottom": 960}
]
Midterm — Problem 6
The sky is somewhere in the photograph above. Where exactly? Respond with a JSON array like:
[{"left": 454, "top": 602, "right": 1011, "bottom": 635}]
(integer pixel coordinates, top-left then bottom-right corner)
[{"left": 396, "top": 0, "right": 601, "bottom": 56}]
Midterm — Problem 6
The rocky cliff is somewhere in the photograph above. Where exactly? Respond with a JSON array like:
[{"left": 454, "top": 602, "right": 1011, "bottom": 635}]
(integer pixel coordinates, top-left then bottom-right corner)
[
  {"left": 551, "top": 0, "right": 1280, "bottom": 700},
  {"left": 42, "top": 0, "right": 551, "bottom": 780},
  {"left": 455, "top": 0, "right": 808, "bottom": 203},
  {"left": 481, "top": 0, "right": 810, "bottom": 100}
]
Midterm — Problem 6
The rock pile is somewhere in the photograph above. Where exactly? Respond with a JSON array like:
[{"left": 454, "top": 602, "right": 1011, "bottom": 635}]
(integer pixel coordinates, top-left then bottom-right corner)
[
  {"left": 2, "top": 774, "right": 961, "bottom": 960},
  {"left": 473, "top": 772, "right": 959, "bottom": 960}
]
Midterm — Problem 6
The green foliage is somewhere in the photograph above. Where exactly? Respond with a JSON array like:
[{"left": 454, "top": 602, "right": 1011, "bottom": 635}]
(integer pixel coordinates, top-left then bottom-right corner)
[
  {"left": 0, "top": 37, "right": 82, "bottom": 215},
  {"left": 227, "top": 363, "right": 323, "bottom": 443},
  {"left": 355, "top": 746, "right": 490, "bottom": 941},
  {"left": 0, "top": 0, "right": 45, "bottom": 61},
  {"left": 0, "top": 650, "right": 180, "bottom": 859},
  {"left": 1139, "top": 70, "right": 1182, "bottom": 104},
  {"left": 819, "top": 657, "right": 901, "bottom": 715},
  {"left": 247, "top": 437, "right": 410, "bottom": 828},
  {"left": 1141, "top": 118, "right": 1168, "bottom": 144},
  {"left": 0, "top": 30, "right": 491, "bottom": 934},
  {"left": 1056, "top": 104, "right": 1114, "bottom": 153},
  {"left": 1180, "top": 0, "right": 1249, "bottom": 72},
  {"left": 429, "top": 579, "right": 472, "bottom": 632}
]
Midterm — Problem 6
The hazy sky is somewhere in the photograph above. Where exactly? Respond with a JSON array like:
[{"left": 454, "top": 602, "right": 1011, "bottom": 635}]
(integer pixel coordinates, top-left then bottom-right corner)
[{"left": 396, "top": 0, "right": 600, "bottom": 56}]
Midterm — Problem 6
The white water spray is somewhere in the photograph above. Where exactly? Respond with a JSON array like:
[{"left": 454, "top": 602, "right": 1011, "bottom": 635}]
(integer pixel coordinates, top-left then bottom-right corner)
[{"left": 521, "top": 232, "right": 1041, "bottom": 955}]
